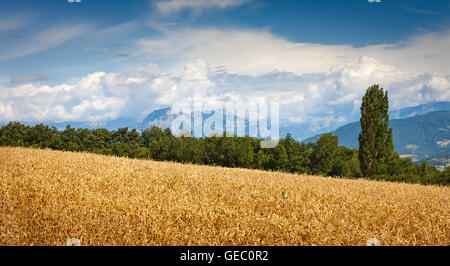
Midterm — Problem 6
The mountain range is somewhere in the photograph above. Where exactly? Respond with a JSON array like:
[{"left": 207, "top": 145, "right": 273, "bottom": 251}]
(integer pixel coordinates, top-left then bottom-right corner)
[
  {"left": 137, "top": 101, "right": 450, "bottom": 162},
  {"left": 12, "top": 101, "right": 450, "bottom": 162},
  {"left": 303, "top": 110, "right": 450, "bottom": 162}
]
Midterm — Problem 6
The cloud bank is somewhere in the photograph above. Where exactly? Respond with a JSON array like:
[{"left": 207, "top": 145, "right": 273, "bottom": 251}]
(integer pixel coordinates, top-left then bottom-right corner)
[
  {"left": 1, "top": 27, "right": 449, "bottom": 135},
  {"left": 1, "top": 56, "right": 448, "bottom": 134},
  {"left": 135, "top": 28, "right": 450, "bottom": 77}
]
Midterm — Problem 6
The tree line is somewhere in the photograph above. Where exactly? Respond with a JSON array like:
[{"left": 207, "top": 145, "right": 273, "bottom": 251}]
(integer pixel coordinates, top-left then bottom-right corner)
[{"left": 0, "top": 121, "right": 447, "bottom": 186}]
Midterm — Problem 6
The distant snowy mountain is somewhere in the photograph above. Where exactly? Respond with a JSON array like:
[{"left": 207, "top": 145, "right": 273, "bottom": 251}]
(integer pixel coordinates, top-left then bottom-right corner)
[
  {"left": 141, "top": 107, "right": 176, "bottom": 131},
  {"left": 16, "top": 101, "right": 450, "bottom": 145},
  {"left": 140, "top": 107, "right": 348, "bottom": 141},
  {"left": 140, "top": 107, "right": 253, "bottom": 137}
]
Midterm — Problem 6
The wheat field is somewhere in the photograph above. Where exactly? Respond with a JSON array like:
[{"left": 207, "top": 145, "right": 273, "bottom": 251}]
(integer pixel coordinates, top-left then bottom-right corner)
[{"left": 0, "top": 147, "right": 449, "bottom": 246}]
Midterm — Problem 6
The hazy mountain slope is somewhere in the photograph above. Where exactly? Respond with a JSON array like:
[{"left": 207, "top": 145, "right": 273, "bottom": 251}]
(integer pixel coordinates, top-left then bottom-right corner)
[{"left": 303, "top": 111, "right": 450, "bottom": 161}]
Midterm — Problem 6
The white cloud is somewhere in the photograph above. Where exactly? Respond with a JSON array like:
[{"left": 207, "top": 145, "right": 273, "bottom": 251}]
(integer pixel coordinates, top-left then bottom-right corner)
[
  {"left": 155, "top": 0, "right": 252, "bottom": 16},
  {"left": 135, "top": 28, "right": 450, "bottom": 77},
  {"left": 288, "top": 116, "right": 306, "bottom": 124},
  {"left": 1, "top": 26, "right": 450, "bottom": 132},
  {"left": 137, "top": 28, "right": 358, "bottom": 75},
  {"left": 1, "top": 57, "right": 449, "bottom": 132},
  {"left": 0, "top": 101, "right": 13, "bottom": 122}
]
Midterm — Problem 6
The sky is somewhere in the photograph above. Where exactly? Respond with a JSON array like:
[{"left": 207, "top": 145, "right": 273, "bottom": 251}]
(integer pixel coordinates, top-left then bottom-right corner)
[{"left": 0, "top": 0, "right": 449, "bottom": 135}]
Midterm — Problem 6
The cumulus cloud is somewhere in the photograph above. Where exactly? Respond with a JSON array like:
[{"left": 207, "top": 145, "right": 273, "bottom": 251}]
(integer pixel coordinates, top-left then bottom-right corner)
[
  {"left": 137, "top": 28, "right": 359, "bottom": 75},
  {"left": 0, "top": 72, "right": 126, "bottom": 123},
  {"left": 135, "top": 28, "right": 450, "bottom": 77},
  {"left": 154, "top": 0, "right": 252, "bottom": 16},
  {"left": 1, "top": 56, "right": 449, "bottom": 135},
  {"left": 1, "top": 26, "right": 450, "bottom": 133}
]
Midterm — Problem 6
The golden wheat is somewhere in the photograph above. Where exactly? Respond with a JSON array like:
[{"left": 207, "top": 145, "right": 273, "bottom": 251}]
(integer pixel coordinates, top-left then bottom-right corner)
[{"left": 0, "top": 147, "right": 449, "bottom": 246}]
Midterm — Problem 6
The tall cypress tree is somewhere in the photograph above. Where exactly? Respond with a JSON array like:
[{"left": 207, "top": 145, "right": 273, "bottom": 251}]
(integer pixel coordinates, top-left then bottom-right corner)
[{"left": 358, "top": 84, "right": 394, "bottom": 177}]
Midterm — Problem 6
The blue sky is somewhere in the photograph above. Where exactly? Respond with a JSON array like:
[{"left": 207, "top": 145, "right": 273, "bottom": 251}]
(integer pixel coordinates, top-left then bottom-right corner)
[{"left": 0, "top": 0, "right": 449, "bottom": 136}]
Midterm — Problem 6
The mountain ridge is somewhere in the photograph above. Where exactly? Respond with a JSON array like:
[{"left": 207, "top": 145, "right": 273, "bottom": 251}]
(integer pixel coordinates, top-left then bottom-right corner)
[{"left": 303, "top": 110, "right": 450, "bottom": 161}]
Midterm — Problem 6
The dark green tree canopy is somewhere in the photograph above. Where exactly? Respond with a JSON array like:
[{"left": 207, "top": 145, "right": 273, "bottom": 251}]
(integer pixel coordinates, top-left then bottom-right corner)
[{"left": 358, "top": 84, "right": 394, "bottom": 177}]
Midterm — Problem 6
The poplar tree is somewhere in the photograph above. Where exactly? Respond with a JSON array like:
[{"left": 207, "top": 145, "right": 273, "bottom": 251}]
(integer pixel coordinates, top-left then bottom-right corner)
[{"left": 358, "top": 84, "right": 394, "bottom": 177}]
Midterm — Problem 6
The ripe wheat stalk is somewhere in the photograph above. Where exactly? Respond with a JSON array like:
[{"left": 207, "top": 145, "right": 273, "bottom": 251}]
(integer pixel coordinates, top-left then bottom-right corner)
[{"left": 0, "top": 147, "right": 449, "bottom": 246}]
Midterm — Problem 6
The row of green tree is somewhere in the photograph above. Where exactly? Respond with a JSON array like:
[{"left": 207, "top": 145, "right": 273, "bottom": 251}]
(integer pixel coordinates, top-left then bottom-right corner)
[{"left": 0, "top": 121, "right": 447, "bottom": 185}]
